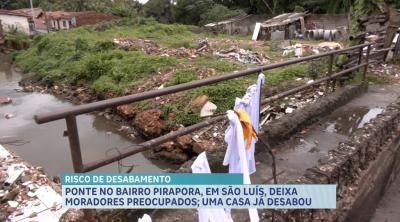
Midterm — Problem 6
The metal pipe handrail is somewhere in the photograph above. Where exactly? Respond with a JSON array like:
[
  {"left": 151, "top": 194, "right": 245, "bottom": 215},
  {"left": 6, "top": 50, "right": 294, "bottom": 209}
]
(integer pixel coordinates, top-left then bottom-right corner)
[
  {"left": 262, "top": 63, "right": 366, "bottom": 104},
  {"left": 83, "top": 115, "right": 226, "bottom": 172},
  {"left": 82, "top": 63, "right": 368, "bottom": 172},
  {"left": 34, "top": 43, "right": 373, "bottom": 124}
]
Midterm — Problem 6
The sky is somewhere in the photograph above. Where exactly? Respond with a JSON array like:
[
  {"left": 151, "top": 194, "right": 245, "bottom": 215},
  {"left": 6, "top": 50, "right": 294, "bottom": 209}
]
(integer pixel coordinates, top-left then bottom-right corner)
[{"left": 138, "top": 0, "right": 149, "bottom": 4}]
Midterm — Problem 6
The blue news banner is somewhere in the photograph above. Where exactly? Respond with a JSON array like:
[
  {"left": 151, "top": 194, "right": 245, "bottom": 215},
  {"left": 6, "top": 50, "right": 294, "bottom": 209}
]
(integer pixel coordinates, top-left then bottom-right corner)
[{"left": 62, "top": 173, "right": 336, "bottom": 209}]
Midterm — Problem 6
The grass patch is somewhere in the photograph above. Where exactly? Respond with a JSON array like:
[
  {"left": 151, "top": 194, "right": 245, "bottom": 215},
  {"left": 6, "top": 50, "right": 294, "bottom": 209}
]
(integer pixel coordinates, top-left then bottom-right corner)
[
  {"left": 188, "top": 55, "right": 245, "bottom": 72},
  {"left": 348, "top": 71, "right": 393, "bottom": 85},
  {"left": 168, "top": 69, "right": 197, "bottom": 86},
  {"left": 15, "top": 34, "right": 177, "bottom": 94},
  {"left": 265, "top": 64, "right": 309, "bottom": 86}
]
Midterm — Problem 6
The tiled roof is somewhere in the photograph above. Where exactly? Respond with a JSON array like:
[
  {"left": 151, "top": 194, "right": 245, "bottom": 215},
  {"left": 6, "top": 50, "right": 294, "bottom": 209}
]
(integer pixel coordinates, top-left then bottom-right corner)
[
  {"left": 11, "top": 8, "right": 43, "bottom": 18},
  {"left": 0, "top": 9, "right": 32, "bottom": 18}
]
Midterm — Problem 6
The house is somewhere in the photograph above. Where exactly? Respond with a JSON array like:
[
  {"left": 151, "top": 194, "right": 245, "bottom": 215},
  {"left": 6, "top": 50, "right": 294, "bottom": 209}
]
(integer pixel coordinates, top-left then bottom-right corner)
[
  {"left": 259, "top": 12, "right": 307, "bottom": 40},
  {"left": 204, "top": 14, "right": 267, "bottom": 35},
  {"left": 0, "top": 9, "right": 35, "bottom": 35},
  {"left": 11, "top": 8, "right": 48, "bottom": 33},
  {"left": 46, "top": 11, "right": 118, "bottom": 31},
  {"left": 258, "top": 12, "right": 350, "bottom": 41}
]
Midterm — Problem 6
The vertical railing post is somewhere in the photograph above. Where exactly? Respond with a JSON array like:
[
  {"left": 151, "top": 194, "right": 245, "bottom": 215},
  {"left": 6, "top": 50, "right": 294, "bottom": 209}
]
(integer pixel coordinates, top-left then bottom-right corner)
[
  {"left": 394, "top": 32, "right": 400, "bottom": 59},
  {"left": 326, "top": 54, "right": 334, "bottom": 92},
  {"left": 363, "top": 45, "right": 371, "bottom": 82},
  {"left": 65, "top": 116, "right": 84, "bottom": 173}
]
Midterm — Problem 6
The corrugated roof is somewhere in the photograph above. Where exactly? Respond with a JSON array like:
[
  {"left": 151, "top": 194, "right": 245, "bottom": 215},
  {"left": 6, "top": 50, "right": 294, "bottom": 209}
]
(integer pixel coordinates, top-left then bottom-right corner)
[
  {"left": 204, "top": 14, "right": 252, "bottom": 27},
  {"left": 261, "top": 12, "right": 307, "bottom": 28}
]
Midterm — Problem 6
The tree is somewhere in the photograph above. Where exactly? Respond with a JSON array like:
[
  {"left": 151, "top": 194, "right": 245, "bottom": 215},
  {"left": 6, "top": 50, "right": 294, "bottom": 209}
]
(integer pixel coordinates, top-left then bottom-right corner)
[
  {"left": 199, "top": 4, "right": 243, "bottom": 25},
  {"left": 144, "top": 0, "right": 174, "bottom": 23},
  {"left": 173, "top": 0, "right": 214, "bottom": 24}
]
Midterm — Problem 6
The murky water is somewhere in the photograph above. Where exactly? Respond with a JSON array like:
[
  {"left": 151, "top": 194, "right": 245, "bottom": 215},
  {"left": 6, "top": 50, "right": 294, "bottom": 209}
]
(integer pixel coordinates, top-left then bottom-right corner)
[
  {"left": 0, "top": 53, "right": 171, "bottom": 176},
  {"left": 253, "top": 85, "right": 400, "bottom": 183}
]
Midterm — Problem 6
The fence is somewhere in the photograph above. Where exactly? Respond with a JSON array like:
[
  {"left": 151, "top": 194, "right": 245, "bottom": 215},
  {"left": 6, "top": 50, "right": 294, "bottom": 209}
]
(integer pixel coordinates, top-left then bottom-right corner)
[{"left": 34, "top": 43, "right": 375, "bottom": 173}]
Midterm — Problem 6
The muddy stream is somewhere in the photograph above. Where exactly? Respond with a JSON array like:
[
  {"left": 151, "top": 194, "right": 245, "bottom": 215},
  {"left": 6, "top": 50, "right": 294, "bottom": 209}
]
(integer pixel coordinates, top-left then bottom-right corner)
[{"left": 0, "top": 53, "right": 174, "bottom": 176}]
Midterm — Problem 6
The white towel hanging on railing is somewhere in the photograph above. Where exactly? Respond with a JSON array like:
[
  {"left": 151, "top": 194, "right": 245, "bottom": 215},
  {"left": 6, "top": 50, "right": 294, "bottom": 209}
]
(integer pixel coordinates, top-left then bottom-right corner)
[
  {"left": 234, "top": 73, "right": 265, "bottom": 175},
  {"left": 223, "top": 110, "right": 259, "bottom": 222},
  {"left": 192, "top": 152, "right": 233, "bottom": 222}
]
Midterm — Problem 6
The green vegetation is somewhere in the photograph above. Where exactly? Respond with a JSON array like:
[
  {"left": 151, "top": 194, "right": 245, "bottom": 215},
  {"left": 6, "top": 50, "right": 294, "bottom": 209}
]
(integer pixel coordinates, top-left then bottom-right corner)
[
  {"left": 14, "top": 19, "right": 326, "bottom": 127},
  {"left": 4, "top": 30, "right": 29, "bottom": 45},
  {"left": 168, "top": 69, "right": 198, "bottom": 86},
  {"left": 349, "top": 71, "right": 393, "bottom": 84}
]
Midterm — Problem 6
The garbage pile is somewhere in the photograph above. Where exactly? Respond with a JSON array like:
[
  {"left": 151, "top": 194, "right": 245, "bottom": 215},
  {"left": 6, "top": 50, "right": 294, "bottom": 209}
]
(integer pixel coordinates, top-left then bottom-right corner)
[
  {"left": 0, "top": 145, "right": 67, "bottom": 221},
  {"left": 260, "top": 82, "right": 327, "bottom": 126},
  {"left": 214, "top": 46, "right": 269, "bottom": 64},
  {"left": 113, "top": 38, "right": 208, "bottom": 58},
  {"left": 282, "top": 42, "right": 344, "bottom": 57},
  {"left": 369, "top": 63, "right": 400, "bottom": 79}
]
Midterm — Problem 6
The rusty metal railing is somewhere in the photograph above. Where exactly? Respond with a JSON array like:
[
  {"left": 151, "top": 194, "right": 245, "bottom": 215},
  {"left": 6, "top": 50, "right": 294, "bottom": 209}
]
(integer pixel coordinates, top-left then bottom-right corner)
[{"left": 34, "top": 43, "right": 373, "bottom": 173}]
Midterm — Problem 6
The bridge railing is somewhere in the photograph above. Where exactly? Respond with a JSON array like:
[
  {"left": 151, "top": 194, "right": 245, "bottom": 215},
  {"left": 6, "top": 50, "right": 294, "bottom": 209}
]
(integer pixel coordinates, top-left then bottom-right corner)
[{"left": 34, "top": 43, "right": 374, "bottom": 173}]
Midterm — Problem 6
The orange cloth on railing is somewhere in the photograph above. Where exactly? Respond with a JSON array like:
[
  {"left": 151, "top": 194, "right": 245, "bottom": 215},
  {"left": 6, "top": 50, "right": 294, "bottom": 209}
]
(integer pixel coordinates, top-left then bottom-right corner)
[{"left": 234, "top": 109, "right": 257, "bottom": 150}]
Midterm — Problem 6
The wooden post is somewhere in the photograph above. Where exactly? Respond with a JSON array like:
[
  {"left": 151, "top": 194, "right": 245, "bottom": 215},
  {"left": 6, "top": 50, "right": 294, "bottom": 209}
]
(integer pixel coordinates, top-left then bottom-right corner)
[
  {"left": 300, "top": 17, "right": 306, "bottom": 35},
  {"left": 326, "top": 54, "right": 334, "bottom": 92},
  {"left": 394, "top": 32, "right": 400, "bottom": 59}
]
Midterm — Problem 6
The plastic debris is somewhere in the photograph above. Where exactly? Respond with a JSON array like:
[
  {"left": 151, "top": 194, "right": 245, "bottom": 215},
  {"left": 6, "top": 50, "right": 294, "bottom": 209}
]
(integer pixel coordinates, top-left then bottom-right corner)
[
  {"left": 200, "top": 101, "right": 217, "bottom": 117},
  {"left": 4, "top": 113, "right": 15, "bottom": 119},
  {"left": 0, "top": 96, "right": 12, "bottom": 105},
  {"left": 138, "top": 214, "right": 152, "bottom": 222},
  {"left": 0, "top": 144, "right": 69, "bottom": 222},
  {"left": 214, "top": 46, "right": 268, "bottom": 64}
]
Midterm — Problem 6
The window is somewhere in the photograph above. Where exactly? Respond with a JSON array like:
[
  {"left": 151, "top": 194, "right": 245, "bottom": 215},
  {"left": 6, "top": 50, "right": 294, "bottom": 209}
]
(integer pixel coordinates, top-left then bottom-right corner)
[{"left": 63, "top": 20, "right": 67, "bottom": 27}]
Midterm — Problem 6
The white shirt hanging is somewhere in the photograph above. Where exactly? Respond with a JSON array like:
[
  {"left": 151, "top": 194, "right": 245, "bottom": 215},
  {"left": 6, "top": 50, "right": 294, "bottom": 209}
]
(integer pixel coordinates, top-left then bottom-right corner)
[
  {"left": 234, "top": 73, "right": 265, "bottom": 175},
  {"left": 192, "top": 152, "right": 233, "bottom": 222},
  {"left": 223, "top": 111, "right": 259, "bottom": 222}
]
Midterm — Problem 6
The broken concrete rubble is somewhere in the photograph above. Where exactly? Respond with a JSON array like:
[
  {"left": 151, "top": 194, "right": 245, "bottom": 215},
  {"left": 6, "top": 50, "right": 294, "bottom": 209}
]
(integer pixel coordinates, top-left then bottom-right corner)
[
  {"left": 0, "top": 144, "right": 70, "bottom": 222},
  {"left": 134, "top": 109, "right": 166, "bottom": 138},
  {"left": 113, "top": 38, "right": 206, "bottom": 58}
]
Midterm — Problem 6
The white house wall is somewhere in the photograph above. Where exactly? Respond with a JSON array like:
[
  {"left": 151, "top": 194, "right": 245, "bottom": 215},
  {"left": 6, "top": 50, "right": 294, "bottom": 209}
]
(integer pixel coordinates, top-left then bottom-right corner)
[{"left": 0, "top": 14, "right": 30, "bottom": 34}]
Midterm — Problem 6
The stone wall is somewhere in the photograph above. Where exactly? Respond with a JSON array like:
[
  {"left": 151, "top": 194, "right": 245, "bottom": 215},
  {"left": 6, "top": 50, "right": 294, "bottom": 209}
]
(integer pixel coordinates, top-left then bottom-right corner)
[
  {"left": 277, "top": 97, "right": 400, "bottom": 222},
  {"left": 261, "top": 83, "right": 368, "bottom": 145}
]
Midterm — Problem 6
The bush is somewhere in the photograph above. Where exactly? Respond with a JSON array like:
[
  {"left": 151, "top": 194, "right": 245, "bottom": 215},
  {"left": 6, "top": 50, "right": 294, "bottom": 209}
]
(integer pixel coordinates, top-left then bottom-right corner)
[{"left": 5, "top": 30, "right": 29, "bottom": 45}]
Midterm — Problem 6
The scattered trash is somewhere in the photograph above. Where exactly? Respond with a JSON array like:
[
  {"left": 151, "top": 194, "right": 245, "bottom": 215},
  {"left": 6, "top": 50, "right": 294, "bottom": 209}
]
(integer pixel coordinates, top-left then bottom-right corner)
[
  {"left": 214, "top": 46, "right": 268, "bottom": 64},
  {"left": 200, "top": 101, "right": 217, "bottom": 117},
  {"left": 4, "top": 164, "right": 25, "bottom": 188},
  {"left": 0, "top": 144, "right": 68, "bottom": 222},
  {"left": 285, "top": 107, "right": 294, "bottom": 114},
  {"left": 138, "top": 213, "right": 152, "bottom": 222},
  {"left": 317, "top": 42, "right": 344, "bottom": 51},
  {"left": 8, "top": 201, "right": 19, "bottom": 208},
  {"left": 0, "top": 96, "right": 12, "bottom": 105},
  {"left": 4, "top": 113, "right": 14, "bottom": 119},
  {"left": 113, "top": 38, "right": 205, "bottom": 58}
]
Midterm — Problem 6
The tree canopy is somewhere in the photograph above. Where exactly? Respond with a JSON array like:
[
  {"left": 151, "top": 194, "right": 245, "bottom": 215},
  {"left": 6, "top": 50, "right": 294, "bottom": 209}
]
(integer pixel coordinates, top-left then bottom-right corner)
[{"left": 1, "top": 0, "right": 399, "bottom": 26}]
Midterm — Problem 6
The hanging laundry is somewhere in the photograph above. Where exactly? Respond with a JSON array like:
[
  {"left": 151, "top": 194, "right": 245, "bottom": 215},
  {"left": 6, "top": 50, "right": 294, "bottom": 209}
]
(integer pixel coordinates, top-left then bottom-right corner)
[
  {"left": 234, "top": 73, "right": 265, "bottom": 175},
  {"left": 138, "top": 214, "right": 152, "bottom": 222},
  {"left": 192, "top": 152, "right": 233, "bottom": 222},
  {"left": 223, "top": 110, "right": 259, "bottom": 222},
  {"left": 234, "top": 109, "right": 257, "bottom": 150}
]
